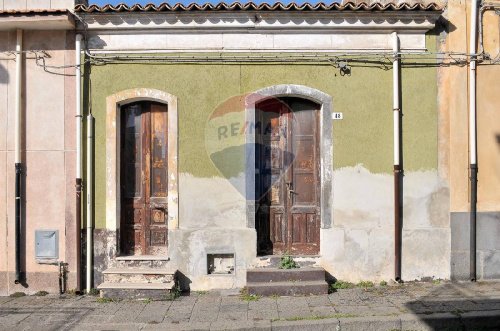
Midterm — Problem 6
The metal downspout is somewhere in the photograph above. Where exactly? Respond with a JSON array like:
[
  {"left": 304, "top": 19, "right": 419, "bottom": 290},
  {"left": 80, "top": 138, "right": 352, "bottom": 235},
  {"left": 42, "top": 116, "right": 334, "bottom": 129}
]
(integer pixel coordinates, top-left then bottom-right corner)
[
  {"left": 469, "top": 0, "right": 479, "bottom": 282},
  {"left": 75, "top": 34, "right": 83, "bottom": 292},
  {"left": 392, "top": 32, "right": 403, "bottom": 283},
  {"left": 86, "top": 115, "right": 94, "bottom": 293},
  {"left": 14, "top": 29, "right": 23, "bottom": 284}
]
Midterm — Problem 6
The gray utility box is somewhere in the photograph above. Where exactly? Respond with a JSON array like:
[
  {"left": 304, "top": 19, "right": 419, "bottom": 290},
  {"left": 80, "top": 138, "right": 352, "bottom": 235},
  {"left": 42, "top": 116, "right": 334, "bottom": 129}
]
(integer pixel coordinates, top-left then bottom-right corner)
[{"left": 35, "top": 230, "right": 59, "bottom": 260}]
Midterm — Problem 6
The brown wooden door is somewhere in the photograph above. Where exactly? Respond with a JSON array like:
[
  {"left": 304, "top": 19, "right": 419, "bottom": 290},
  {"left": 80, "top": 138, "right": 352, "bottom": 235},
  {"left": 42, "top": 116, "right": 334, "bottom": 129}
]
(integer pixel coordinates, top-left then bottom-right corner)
[
  {"left": 256, "top": 98, "right": 320, "bottom": 255},
  {"left": 121, "top": 102, "right": 168, "bottom": 256}
]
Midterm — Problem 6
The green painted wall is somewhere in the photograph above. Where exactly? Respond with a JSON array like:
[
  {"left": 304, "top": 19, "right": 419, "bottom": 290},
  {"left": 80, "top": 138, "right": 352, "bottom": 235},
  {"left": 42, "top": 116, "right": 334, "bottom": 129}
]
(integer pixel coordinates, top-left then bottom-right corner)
[{"left": 86, "top": 45, "right": 438, "bottom": 229}]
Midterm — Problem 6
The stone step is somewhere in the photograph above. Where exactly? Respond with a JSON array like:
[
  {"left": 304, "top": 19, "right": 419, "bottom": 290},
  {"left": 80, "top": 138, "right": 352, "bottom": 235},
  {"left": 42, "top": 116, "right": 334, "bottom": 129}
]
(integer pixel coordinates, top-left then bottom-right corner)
[
  {"left": 251, "top": 255, "right": 321, "bottom": 269},
  {"left": 97, "top": 281, "right": 176, "bottom": 299},
  {"left": 114, "top": 255, "right": 170, "bottom": 268},
  {"left": 102, "top": 267, "right": 176, "bottom": 284},
  {"left": 98, "top": 282, "right": 174, "bottom": 290},
  {"left": 247, "top": 280, "right": 328, "bottom": 296},
  {"left": 247, "top": 267, "right": 325, "bottom": 283}
]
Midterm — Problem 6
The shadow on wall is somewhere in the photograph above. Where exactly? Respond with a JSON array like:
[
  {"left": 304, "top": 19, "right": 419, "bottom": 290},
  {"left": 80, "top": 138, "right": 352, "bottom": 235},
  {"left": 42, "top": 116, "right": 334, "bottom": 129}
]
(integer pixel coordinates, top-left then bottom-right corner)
[
  {"left": 0, "top": 64, "right": 9, "bottom": 84},
  {"left": 405, "top": 283, "right": 500, "bottom": 330}
]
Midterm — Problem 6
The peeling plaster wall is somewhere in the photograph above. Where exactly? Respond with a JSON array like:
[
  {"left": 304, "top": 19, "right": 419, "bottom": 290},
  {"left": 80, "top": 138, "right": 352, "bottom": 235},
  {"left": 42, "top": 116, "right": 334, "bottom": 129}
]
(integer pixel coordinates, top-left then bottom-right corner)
[
  {"left": 322, "top": 165, "right": 450, "bottom": 282},
  {"left": 87, "top": 35, "right": 444, "bottom": 288}
]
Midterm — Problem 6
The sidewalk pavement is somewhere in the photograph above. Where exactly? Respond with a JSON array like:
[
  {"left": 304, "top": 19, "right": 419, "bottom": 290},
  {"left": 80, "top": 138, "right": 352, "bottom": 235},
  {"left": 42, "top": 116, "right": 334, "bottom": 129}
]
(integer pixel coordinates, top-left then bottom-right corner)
[{"left": 0, "top": 281, "right": 499, "bottom": 330}]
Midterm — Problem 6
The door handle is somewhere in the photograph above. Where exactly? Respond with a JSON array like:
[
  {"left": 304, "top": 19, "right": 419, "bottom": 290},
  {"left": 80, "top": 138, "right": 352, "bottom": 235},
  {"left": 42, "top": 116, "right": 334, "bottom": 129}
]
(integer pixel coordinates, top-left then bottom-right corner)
[{"left": 286, "top": 182, "right": 296, "bottom": 199}]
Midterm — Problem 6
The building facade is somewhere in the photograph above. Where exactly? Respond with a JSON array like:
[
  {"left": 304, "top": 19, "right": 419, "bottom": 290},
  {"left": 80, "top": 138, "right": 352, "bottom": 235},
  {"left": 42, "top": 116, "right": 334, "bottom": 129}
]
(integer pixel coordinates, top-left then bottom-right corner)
[{"left": 0, "top": 0, "right": 499, "bottom": 295}]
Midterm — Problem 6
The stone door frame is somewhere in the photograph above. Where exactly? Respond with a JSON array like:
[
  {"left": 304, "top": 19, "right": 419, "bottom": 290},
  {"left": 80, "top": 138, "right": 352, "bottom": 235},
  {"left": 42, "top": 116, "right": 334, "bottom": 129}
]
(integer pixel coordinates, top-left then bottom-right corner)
[
  {"left": 245, "top": 84, "right": 334, "bottom": 236},
  {"left": 106, "top": 88, "right": 179, "bottom": 255}
]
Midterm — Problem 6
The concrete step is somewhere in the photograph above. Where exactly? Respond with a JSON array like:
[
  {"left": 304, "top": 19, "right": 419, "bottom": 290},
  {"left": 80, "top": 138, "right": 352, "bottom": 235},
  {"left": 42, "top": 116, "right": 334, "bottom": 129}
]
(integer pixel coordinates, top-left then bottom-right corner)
[
  {"left": 102, "top": 267, "right": 175, "bottom": 284},
  {"left": 247, "top": 267, "right": 325, "bottom": 283},
  {"left": 97, "top": 281, "right": 177, "bottom": 299},
  {"left": 247, "top": 280, "right": 328, "bottom": 296}
]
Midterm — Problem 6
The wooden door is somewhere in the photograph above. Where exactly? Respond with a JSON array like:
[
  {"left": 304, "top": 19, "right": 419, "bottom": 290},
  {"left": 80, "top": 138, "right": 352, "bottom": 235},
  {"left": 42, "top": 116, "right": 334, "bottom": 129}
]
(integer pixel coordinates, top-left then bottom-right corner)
[
  {"left": 256, "top": 98, "right": 320, "bottom": 255},
  {"left": 121, "top": 102, "right": 168, "bottom": 256}
]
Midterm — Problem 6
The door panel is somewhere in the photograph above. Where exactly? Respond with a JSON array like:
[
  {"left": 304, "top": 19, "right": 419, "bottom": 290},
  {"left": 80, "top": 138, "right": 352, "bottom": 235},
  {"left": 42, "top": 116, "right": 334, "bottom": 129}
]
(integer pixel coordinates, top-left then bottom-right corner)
[
  {"left": 121, "top": 102, "right": 168, "bottom": 256},
  {"left": 256, "top": 98, "right": 320, "bottom": 255}
]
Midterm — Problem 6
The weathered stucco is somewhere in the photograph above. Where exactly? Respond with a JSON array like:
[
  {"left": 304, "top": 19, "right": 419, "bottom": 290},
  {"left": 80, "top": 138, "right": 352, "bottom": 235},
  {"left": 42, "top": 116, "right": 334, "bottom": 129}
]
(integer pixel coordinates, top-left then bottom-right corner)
[
  {"left": 85, "top": 41, "right": 444, "bottom": 286},
  {"left": 321, "top": 165, "right": 450, "bottom": 282}
]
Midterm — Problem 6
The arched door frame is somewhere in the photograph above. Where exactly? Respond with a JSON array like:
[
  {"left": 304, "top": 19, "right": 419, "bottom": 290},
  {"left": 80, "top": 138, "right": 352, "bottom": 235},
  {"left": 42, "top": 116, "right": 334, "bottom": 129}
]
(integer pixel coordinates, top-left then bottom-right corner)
[
  {"left": 106, "top": 88, "right": 179, "bottom": 255},
  {"left": 244, "top": 84, "right": 333, "bottom": 234}
]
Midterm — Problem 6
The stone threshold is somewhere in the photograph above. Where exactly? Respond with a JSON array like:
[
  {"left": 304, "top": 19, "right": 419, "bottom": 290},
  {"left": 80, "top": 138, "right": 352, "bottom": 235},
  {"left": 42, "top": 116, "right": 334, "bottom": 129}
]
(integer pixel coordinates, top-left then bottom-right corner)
[{"left": 115, "top": 255, "right": 170, "bottom": 261}]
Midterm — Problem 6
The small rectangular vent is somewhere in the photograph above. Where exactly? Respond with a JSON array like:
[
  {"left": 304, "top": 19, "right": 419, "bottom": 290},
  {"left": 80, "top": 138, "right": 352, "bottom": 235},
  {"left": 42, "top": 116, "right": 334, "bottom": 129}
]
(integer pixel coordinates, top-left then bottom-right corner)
[{"left": 207, "top": 253, "right": 235, "bottom": 275}]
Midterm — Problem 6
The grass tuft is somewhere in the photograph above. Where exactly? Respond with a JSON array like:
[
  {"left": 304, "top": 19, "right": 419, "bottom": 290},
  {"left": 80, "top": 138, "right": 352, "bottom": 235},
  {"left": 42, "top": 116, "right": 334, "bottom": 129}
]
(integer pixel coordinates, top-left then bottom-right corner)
[
  {"left": 239, "top": 287, "right": 261, "bottom": 302},
  {"left": 34, "top": 290, "right": 49, "bottom": 297},
  {"left": 330, "top": 280, "right": 355, "bottom": 291},
  {"left": 357, "top": 281, "right": 375, "bottom": 288},
  {"left": 96, "top": 297, "right": 114, "bottom": 303},
  {"left": 10, "top": 292, "right": 26, "bottom": 298}
]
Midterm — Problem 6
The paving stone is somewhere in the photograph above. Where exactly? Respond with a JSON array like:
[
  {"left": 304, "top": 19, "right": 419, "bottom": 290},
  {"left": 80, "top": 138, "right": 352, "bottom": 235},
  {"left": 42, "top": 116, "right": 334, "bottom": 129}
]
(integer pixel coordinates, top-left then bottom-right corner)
[
  {"left": 134, "top": 301, "right": 170, "bottom": 324},
  {"left": 70, "top": 323, "right": 144, "bottom": 330},
  {"left": 461, "top": 309, "right": 500, "bottom": 329},
  {"left": 109, "top": 302, "right": 147, "bottom": 322},
  {"left": 308, "top": 306, "right": 336, "bottom": 317},
  {"left": 332, "top": 305, "right": 370, "bottom": 316},
  {"left": 211, "top": 320, "right": 271, "bottom": 330},
  {"left": 306, "top": 295, "right": 331, "bottom": 307},
  {"left": 0, "top": 297, "right": 14, "bottom": 305},
  {"left": 217, "top": 310, "right": 247, "bottom": 321},
  {"left": 247, "top": 308, "right": 279, "bottom": 321},
  {"left": 272, "top": 318, "right": 339, "bottom": 331},
  {"left": 338, "top": 315, "right": 400, "bottom": 331},
  {"left": 0, "top": 282, "right": 499, "bottom": 330},
  {"left": 400, "top": 312, "right": 463, "bottom": 331},
  {"left": 146, "top": 321, "right": 211, "bottom": 330}
]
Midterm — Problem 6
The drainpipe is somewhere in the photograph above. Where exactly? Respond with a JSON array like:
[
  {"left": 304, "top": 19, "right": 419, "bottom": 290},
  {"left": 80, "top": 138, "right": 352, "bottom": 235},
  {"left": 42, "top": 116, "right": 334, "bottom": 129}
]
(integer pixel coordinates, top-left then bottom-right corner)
[
  {"left": 75, "top": 34, "right": 83, "bottom": 292},
  {"left": 392, "top": 31, "right": 403, "bottom": 283},
  {"left": 469, "top": 0, "right": 479, "bottom": 282},
  {"left": 86, "top": 114, "right": 94, "bottom": 292},
  {"left": 14, "top": 29, "right": 23, "bottom": 284}
]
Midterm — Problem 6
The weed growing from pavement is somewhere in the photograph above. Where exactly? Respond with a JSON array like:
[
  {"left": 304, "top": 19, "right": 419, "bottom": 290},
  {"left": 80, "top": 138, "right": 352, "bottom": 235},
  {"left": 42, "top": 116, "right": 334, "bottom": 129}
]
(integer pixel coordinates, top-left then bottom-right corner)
[
  {"left": 433, "top": 279, "right": 441, "bottom": 285},
  {"left": 270, "top": 294, "right": 280, "bottom": 299},
  {"left": 195, "top": 290, "right": 208, "bottom": 295},
  {"left": 87, "top": 288, "right": 99, "bottom": 296},
  {"left": 278, "top": 255, "right": 299, "bottom": 269},
  {"left": 96, "top": 297, "right": 114, "bottom": 303},
  {"left": 34, "top": 290, "right": 48, "bottom": 296},
  {"left": 239, "top": 287, "right": 261, "bottom": 302},
  {"left": 357, "top": 281, "right": 374, "bottom": 288},
  {"left": 10, "top": 292, "right": 26, "bottom": 298},
  {"left": 164, "top": 285, "right": 181, "bottom": 301},
  {"left": 379, "top": 280, "right": 388, "bottom": 286},
  {"left": 141, "top": 298, "right": 153, "bottom": 304},
  {"left": 330, "top": 280, "right": 355, "bottom": 292}
]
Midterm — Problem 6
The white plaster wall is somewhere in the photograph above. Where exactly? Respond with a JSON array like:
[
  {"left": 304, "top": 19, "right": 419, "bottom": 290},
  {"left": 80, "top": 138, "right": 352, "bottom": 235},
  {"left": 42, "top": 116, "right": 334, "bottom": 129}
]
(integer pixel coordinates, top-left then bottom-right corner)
[
  {"left": 179, "top": 173, "right": 247, "bottom": 229},
  {"left": 88, "top": 32, "right": 426, "bottom": 53},
  {"left": 321, "top": 165, "right": 450, "bottom": 282},
  {"left": 2, "top": 0, "right": 76, "bottom": 10}
]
